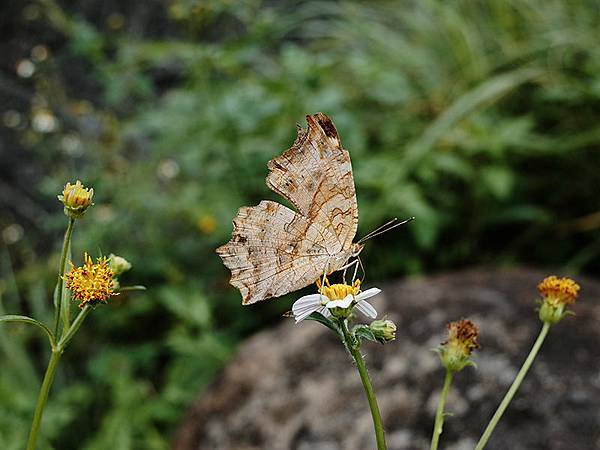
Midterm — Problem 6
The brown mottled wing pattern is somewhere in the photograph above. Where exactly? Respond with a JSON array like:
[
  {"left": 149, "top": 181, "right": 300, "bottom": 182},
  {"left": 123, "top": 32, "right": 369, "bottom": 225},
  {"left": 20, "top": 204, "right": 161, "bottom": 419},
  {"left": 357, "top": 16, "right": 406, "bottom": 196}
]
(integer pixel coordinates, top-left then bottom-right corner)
[
  {"left": 266, "top": 113, "right": 358, "bottom": 249},
  {"left": 216, "top": 200, "right": 341, "bottom": 304},
  {"left": 217, "top": 113, "right": 359, "bottom": 304}
]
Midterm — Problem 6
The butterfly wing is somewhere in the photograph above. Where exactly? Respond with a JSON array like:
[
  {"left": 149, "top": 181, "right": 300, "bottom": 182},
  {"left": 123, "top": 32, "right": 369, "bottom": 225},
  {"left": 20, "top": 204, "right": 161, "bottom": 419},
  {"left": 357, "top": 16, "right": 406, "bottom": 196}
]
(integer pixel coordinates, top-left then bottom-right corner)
[
  {"left": 216, "top": 200, "right": 341, "bottom": 304},
  {"left": 266, "top": 113, "right": 359, "bottom": 250}
]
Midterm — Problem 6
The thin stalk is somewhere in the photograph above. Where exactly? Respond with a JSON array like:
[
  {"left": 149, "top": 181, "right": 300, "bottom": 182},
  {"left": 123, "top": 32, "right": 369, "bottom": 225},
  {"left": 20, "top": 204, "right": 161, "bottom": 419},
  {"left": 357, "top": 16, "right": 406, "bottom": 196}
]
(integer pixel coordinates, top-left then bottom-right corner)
[
  {"left": 342, "top": 320, "right": 387, "bottom": 450},
  {"left": 26, "top": 349, "right": 62, "bottom": 450},
  {"left": 53, "top": 218, "right": 75, "bottom": 338},
  {"left": 475, "top": 322, "right": 551, "bottom": 450},
  {"left": 27, "top": 305, "right": 92, "bottom": 449},
  {"left": 58, "top": 305, "right": 92, "bottom": 348},
  {"left": 430, "top": 370, "right": 453, "bottom": 450}
]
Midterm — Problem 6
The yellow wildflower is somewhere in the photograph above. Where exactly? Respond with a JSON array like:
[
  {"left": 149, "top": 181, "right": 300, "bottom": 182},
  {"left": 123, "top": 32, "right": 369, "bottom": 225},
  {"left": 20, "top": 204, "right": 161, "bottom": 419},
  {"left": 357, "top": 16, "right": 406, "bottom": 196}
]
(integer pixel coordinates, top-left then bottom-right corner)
[
  {"left": 537, "top": 275, "right": 580, "bottom": 324},
  {"left": 64, "top": 253, "right": 116, "bottom": 307},
  {"left": 537, "top": 276, "right": 580, "bottom": 307}
]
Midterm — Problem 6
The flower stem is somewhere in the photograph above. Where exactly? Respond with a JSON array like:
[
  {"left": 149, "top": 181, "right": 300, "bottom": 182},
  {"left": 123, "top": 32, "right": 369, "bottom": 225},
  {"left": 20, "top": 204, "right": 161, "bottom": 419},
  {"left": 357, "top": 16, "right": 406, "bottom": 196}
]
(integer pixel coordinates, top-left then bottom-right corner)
[
  {"left": 26, "top": 349, "right": 62, "bottom": 450},
  {"left": 475, "top": 322, "right": 551, "bottom": 450},
  {"left": 27, "top": 305, "right": 92, "bottom": 449},
  {"left": 58, "top": 305, "right": 92, "bottom": 348},
  {"left": 430, "top": 370, "right": 453, "bottom": 450},
  {"left": 53, "top": 218, "right": 75, "bottom": 338},
  {"left": 342, "top": 320, "right": 387, "bottom": 450}
]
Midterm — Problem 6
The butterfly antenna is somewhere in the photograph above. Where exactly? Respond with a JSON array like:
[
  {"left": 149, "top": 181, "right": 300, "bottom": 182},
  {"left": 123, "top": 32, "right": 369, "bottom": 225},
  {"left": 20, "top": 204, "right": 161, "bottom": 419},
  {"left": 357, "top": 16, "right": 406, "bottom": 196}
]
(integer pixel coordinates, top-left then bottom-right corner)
[
  {"left": 358, "top": 217, "right": 415, "bottom": 244},
  {"left": 358, "top": 218, "right": 397, "bottom": 243}
]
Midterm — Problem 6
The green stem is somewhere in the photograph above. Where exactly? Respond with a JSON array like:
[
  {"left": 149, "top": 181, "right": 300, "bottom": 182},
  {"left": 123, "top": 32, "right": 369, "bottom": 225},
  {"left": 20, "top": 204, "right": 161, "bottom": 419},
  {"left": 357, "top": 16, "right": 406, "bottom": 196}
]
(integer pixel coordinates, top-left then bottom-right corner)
[
  {"left": 430, "top": 370, "right": 453, "bottom": 450},
  {"left": 26, "top": 305, "right": 92, "bottom": 449},
  {"left": 342, "top": 320, "right": 387, "bottom": 450},
  {"left": 53, "top": 218, "right": 75, "bottom": 338},
  {"left": 26, "top": 349, "right": 62, "bottom": 450},
  {"left": 475, "top": 322, "right": 551, "bottom": 450},
  {"left": 58, "top": 305, "right": 92, "bottom": 348}
]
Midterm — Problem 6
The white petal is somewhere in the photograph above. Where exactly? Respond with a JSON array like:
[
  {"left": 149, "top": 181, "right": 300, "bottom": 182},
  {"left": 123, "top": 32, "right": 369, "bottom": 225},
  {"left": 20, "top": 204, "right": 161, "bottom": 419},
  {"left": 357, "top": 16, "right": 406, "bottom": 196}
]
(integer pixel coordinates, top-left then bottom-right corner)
[
  {"left": 355, "top": 288, "right": 381, "bottom": 302},
  {"left": 292, "top": 294, "right": 324, "bottom": 323},
  {"left": 293, "top": 302, "right": 321, "bottom": 315},
  {"left": 326, "top": 294, "right": 354, "bottom": 309},
  {"left": 320, "top": 307, "right": 332, "bottom": 318},
  {"left": 355, "top": 300, "right": 377, "bottom": 318},
  {"left": 292, "top": 294, "right": 323, "bottom": 312},
  {"left": 294, "top": 305, "right": 322, "bottom": 323}
]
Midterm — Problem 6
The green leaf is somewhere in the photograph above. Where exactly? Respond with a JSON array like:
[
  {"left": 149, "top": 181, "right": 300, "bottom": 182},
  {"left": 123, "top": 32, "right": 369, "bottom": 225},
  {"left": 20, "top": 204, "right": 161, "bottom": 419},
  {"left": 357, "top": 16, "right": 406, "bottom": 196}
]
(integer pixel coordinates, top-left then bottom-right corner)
[
  {"left": 480, "top": 165, "right": 514, "bottom": 200},
  {"left": 398, "top": 66, "right": 543, "bottom": 177},
  {"left": 353, "top": 324, "right": 377, "bottom": 343},
  {"left": 116, "top": 285, "right": 147, "bottom": 293},
  {"left": 305, "top": 312, "right": 339, "bottom": 334},
  {"left": 0, "top": 315, "right": 56, "bottom": 348}
]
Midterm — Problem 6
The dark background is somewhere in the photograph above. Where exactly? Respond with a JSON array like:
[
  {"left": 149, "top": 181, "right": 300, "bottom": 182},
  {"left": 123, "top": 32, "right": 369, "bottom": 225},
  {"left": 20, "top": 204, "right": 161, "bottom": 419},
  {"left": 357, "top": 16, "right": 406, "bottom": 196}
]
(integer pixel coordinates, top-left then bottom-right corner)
[{"left": 1, "top": 0, "right": 599, "bottom": 448}]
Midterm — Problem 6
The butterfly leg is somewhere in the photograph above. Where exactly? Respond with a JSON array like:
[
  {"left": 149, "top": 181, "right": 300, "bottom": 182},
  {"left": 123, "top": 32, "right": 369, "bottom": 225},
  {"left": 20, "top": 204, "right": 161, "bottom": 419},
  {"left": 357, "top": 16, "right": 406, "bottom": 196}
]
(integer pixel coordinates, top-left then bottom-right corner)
[
  {"left": 351, "top": 257, "right": 361, "bottom": 282},
  {"left": 340, "top": 258, "right": 360, "bottom": 284},
  {"left": 320, "top": 256, "right": 333, "bottom": 292},
  {"left": 356, "top": 256, "right": 366, "bottom": 282}
]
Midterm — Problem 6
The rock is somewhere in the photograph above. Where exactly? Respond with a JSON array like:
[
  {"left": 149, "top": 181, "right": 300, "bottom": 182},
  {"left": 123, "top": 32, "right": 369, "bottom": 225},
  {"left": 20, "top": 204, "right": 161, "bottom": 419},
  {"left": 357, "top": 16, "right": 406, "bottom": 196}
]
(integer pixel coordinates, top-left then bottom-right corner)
[{"left": 173, "top": 269, "right": 600, "bottom": 450}]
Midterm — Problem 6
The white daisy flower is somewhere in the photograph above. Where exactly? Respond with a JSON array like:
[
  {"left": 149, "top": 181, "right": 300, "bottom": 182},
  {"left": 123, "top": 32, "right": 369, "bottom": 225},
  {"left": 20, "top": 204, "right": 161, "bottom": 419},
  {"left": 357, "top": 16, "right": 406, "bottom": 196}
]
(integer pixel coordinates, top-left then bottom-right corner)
[{"left": 292, "top": 279, "right": 380, "bottom": 323}]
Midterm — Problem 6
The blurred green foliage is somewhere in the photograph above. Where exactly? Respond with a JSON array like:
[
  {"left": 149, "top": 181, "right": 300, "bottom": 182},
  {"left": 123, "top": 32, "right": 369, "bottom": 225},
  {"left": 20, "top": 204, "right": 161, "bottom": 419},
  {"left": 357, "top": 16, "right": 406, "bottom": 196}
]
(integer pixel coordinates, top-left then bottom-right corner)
[{"left": 1, "top": 0, "right": 599, "bottom": 448}]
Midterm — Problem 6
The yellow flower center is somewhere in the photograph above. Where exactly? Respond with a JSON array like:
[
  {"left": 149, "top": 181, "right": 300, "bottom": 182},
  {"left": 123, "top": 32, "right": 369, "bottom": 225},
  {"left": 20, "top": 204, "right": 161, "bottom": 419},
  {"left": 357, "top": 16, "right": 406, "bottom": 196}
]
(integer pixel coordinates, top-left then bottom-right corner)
[
  {"left": 316, "top": 278, "right": 361, "bottom": 301},
  {"left": 537, "top": 275, "right": 580, "bottom": 306},
  {"left": 64, "top": 253, "right": 116, "bottom": 307}
]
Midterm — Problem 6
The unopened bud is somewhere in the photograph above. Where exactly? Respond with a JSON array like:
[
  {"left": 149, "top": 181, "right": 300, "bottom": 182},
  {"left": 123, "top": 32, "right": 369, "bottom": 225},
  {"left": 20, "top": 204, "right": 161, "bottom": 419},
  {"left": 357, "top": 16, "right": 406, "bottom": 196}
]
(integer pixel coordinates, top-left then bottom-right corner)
[
  {"left": 58, "top": 180, "right": 94, "bottom": 218},
  {"left": 109, "top": 254, "right": 132, "bottom": 276},
  {"left": 369, "top": 319, "right": 397, "bottom": 343}
]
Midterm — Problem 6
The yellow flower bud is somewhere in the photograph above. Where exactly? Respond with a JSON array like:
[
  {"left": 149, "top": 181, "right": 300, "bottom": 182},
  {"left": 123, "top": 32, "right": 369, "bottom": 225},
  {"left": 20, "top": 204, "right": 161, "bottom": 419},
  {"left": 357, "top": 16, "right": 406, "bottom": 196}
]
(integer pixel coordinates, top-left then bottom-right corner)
[{"left": 58, "top": 180, "right": 94, "bottom": 218}]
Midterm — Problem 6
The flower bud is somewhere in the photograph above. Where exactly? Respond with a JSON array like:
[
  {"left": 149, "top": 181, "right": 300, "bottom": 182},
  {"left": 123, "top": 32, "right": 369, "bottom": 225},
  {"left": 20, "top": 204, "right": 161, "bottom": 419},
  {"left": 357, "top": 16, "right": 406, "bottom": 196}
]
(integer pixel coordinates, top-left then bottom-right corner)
[
  {"left": 58, "top": 180, "right": 94, "bottom": 218},
  {"left": 369, "top": 319, "right": 397, "bottom": 343},
  {"left": 537, "top": 276, "right": 580, "bottom": 324},
  {"left": 436, "top": 319, "right": 480, "bottom": 373},
  {"left": 109, "top": 254, "right": 132, "bottom": 276}
]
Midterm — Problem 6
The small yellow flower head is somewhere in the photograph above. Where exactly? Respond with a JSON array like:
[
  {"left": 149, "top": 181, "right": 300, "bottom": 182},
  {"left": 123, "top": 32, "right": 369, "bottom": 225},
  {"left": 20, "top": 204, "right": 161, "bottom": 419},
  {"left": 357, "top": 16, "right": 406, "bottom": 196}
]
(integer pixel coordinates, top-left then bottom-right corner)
[
  {"left": 64, "top": 253, "right": 117, "bottom": 307},
  {"left": 369, "top": 319, "right": 397, "bottom": 343},
  {"left": 315, "top": 278, "right": 362, "bottom": 319},
  {"left": 108, "top": 254, "right": 132, "bottom": 276},
  {"left": 538, "top": 276, "right": 579, "bottom": 306},
  {"left": 537, "top": 275, "right": 580, "bottom": 324},
  {"left": 58, "top": 180, "right": 94, "bottom": 218},
  {"left": 317, "top": 278, "right": 361, "bottom": 301},
  {"left": 437, "top": 319, "right": 480, "bottom": 373}
]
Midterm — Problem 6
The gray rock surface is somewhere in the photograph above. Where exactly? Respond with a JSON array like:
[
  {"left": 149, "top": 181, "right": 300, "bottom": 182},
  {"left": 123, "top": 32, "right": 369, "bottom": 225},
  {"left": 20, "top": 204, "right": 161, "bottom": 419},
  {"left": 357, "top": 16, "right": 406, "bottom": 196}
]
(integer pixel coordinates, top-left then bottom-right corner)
[{"left": 174, "top": 269, "right": 600, "bottom": 450}]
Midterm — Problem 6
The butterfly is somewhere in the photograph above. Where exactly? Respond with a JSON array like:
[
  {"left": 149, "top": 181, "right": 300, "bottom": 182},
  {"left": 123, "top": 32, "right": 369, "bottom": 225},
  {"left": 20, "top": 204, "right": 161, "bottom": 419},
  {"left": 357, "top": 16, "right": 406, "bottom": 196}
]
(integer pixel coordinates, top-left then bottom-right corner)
[{"left": 217, "top": 113, "right": 406, "bottom": 305}]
